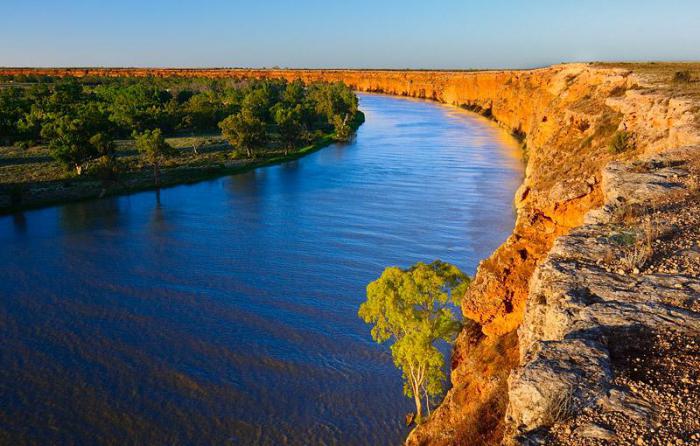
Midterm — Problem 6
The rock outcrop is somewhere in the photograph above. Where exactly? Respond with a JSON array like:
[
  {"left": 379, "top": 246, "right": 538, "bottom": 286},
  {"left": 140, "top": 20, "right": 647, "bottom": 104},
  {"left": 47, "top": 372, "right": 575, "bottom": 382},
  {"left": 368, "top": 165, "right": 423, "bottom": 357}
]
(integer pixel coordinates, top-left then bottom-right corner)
[
  {"left": 507, "top": 147, "right": 700, "bottom": 444},
  {"left": 3, "top": 64, "right": 698, "bottom": 444}
]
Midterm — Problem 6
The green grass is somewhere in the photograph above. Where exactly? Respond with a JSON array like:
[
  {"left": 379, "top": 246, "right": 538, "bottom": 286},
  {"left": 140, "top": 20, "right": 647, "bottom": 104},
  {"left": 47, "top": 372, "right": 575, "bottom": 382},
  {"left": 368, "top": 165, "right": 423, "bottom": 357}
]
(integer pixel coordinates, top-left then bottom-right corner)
[
  {"left": 608, "top": 130, "right": 634, "bottom": 154},
  {"left": 609, "top": 230, "right": 637, "bottom": 246},
  {"left": 0, "top": 112, "right": 365, "bottom": 213}
]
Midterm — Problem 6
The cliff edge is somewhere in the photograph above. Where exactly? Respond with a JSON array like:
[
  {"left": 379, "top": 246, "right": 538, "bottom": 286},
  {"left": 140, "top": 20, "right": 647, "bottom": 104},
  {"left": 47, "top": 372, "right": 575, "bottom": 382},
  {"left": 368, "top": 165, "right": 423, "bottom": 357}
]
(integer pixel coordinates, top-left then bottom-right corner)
[{"left": 3, "top": 63, "right": 698, "bottom": 445}]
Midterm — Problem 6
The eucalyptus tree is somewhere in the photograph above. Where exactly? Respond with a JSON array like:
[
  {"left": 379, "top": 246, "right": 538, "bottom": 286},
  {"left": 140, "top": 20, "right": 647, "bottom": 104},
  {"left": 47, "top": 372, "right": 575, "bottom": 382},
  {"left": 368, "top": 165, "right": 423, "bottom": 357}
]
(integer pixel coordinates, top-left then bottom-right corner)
[
  {"left": 309, "top": 82, "right": 358, "bottom": 140},
  {"left": 218, "top": 111, "right": 267, "bottom": 158},
  {"left": 133, "top": 128, "right": 176, "bottom": 186},
  {"left": 41, "top": 114, "right": 97, "bottom": 175},
  {"left": 358, "top": 260, "right": 470, "bottom": 422},
  {"left": 273, "top": 103, "right": 304, "bottom": 155}
]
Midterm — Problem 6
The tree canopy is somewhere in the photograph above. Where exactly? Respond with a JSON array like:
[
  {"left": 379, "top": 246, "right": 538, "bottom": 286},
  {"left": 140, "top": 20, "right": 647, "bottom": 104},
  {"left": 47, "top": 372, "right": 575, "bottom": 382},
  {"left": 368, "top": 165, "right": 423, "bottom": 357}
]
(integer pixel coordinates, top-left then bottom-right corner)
[
  {"left": 133, "top": 128, "right": 175, "bottom": 185},
  {"left": 218, "top": 111, "right": 267, "bottom": 158},
  {"left": 0, "top": 75, "right": 360, "bottom": 180},
  {"left": 358, "top": 260, "right": 470, "bottom": 422}
]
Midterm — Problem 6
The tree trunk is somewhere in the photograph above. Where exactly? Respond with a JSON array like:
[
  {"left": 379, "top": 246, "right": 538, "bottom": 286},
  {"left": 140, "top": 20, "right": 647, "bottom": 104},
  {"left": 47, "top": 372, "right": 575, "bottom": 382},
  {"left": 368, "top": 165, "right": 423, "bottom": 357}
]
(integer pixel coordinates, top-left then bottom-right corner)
[
  {"left": 153, "top": 162, "right": 161, "bottom": 186},
  {"left": 425, "top": 388, "right": 431, "bottom": 416},
  {"left": 413, "top": 391, "right": 423, "bottom": 423}
]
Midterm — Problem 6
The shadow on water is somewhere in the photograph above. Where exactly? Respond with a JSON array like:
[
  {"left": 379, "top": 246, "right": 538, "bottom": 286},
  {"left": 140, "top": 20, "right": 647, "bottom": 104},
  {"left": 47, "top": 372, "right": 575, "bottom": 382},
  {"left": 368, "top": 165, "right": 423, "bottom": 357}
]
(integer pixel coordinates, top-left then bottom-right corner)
[
  {"left": 0, "top": 93, "right": 523, "bottom": 446},
  {"left": 11, "top": 212, "right": 27, "bottom": 234},
  {"left": 59, "top": 197, "right": 124, "bottom": 233},
  {"left": 149, "top": 190, "right": 170, "bottom": 233},
  {"left": 227, "top": 169, "right": 265, "bottom": 197}
]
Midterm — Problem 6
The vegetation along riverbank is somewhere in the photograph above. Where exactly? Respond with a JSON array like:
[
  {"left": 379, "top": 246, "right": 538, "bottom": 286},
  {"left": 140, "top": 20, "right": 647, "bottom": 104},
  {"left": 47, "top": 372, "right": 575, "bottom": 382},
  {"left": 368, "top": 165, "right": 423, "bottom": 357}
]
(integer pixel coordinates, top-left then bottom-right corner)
[
  {"left": 3, "top": 63, "right": 698, "bottom": 445},
  {"left": 0, "top": 74, "right": 363, "bottom": 214}
]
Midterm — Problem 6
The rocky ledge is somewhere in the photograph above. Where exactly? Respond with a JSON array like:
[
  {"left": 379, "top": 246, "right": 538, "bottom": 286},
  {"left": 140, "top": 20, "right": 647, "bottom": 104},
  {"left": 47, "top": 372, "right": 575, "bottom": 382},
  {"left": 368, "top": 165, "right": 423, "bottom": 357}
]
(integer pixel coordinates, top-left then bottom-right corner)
[
  {"left": 507, "top": 146, "right": 700, "bottom": 445},
  {"left": 4, "top": 63, "right": 699, "bottom": 445}
]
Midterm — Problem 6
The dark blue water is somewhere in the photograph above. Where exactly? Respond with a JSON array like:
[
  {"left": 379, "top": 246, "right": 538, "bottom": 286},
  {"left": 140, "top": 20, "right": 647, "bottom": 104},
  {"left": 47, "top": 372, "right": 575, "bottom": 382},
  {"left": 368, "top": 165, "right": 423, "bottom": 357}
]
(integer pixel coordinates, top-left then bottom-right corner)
[{"left": 0, "top": 94, "right": 522, "bottom": 445}]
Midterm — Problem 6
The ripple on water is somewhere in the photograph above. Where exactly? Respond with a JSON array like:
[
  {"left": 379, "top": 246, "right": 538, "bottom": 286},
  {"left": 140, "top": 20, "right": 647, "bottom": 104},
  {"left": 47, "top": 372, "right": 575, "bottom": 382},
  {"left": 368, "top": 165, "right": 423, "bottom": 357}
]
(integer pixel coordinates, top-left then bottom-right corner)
[{"left": 0, "top": 93, "right": 522, "bottom": 445}]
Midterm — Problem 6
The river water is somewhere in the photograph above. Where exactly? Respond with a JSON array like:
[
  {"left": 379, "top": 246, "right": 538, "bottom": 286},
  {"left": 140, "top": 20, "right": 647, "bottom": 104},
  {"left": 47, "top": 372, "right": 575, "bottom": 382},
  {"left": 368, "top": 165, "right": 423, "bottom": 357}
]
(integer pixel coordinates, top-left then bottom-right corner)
[{"left": 0, "top": 93, "right": 522, "bottom": 445}]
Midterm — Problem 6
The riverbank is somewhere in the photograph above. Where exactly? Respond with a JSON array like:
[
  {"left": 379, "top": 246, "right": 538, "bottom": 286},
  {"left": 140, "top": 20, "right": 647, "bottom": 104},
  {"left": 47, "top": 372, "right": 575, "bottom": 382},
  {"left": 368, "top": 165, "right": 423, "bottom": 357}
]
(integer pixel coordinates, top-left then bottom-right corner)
[
  {"left": 0, "top": 93, "right": 522, "bottom": 446},
  {"left": 0, "top": 112, "right": 364, "bottom": 214},
  {"left": 2, "top": 64, "right": 699, "bottom": 445}
]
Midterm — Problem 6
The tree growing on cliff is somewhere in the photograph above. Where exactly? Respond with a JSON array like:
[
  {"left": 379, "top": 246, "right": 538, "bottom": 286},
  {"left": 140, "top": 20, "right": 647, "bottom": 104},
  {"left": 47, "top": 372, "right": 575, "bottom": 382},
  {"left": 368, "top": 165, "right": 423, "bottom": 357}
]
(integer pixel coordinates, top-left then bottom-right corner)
[
  {"left": 133, "top": 128, "right": 176, "bottom": 186},
  {"left": 358, "top": 260, "right": 470, "bottom": 423}
]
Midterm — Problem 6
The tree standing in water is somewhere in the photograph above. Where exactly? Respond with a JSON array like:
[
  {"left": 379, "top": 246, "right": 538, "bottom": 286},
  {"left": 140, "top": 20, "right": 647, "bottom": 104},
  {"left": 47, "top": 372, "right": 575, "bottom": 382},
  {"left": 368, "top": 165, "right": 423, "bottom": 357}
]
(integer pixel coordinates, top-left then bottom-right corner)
[{"left": 358, "top": 260, "right": 470, "bottom": 423}]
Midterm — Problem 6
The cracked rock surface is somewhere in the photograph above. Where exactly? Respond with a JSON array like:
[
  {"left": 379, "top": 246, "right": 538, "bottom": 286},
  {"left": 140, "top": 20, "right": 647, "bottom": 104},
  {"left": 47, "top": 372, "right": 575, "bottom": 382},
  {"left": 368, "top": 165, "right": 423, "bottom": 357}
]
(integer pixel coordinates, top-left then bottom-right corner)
[{"left": 506, "top": 147, "right": 700, "bottom": 445}]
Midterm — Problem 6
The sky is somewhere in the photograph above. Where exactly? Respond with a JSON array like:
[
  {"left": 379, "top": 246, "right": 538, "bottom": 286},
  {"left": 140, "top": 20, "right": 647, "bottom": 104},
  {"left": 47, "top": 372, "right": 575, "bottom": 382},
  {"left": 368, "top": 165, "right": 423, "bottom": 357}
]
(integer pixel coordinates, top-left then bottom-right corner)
[{"left": 2, "top": 0, "right": 699, "bottom": 69}]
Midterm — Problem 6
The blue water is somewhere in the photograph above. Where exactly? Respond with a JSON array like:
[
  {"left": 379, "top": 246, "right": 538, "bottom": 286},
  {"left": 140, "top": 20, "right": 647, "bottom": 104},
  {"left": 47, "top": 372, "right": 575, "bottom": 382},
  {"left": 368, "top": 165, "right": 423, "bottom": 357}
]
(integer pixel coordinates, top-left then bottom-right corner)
[{"left": 0, "top": 94, "right": 522, "bottom": 445}]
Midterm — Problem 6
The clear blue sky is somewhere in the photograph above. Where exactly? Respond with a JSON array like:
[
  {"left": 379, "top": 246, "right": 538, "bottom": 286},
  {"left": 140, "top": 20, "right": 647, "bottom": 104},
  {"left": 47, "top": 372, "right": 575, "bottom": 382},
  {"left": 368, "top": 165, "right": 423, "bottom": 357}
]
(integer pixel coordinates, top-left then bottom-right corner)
[{"left": 2, "top": 0, "right": 699, "bottom": 68}]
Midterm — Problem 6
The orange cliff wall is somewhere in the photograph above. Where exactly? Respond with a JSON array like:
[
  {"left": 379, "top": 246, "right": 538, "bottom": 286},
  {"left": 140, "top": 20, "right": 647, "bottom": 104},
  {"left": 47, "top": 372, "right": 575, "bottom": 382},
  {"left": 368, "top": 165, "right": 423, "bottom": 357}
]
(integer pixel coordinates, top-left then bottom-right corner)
[
  {"left": 0, "top": 64, "right": 669, "bottom": 444},
  {"left": 1, "top": 65, "right": 610, "bottom": 332}
]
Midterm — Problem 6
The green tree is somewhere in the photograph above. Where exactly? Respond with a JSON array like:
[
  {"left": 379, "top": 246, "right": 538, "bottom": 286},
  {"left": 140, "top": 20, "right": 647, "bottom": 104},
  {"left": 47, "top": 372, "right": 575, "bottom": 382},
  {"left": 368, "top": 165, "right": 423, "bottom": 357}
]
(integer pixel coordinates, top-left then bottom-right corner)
[
  {"left": 218, "top": 111, "right": 267, "bottom": 158},
  {"left": 241, "top": 84, "right": 276, "bottom": 122},
  {"left": 181, "top": 91, "right": 226, "bottom": 132},
  {"left": 87, "top": 132, "right": 118, "bottom": 179},
  {"left": 358, "top": 260, "right": 470, "bottom": 422},
  {"left": 133, "top": 128, "right": 176, "bottom": 186},
  {"left": 281, "top": 79, "right": 306, "bottom": 105},
  {"left": 332, "top": 114, "right": 352, "bottom": 141},
  {"left": 273, "top": 104, "right": 304, "bottom": 155},
  {"left": 41, "top": 115, "right": 99, "bottom": 175},
  {"left": 309, "top": 82, "right": 358, "bottom": 140},
  {"left": 89, "top": 132, "right": 115, "bottom": 158},
  {"left": 0, "top": 87, "right": 30, "bottom": 144},
  {"left": 96, "top": 83, "right": 173, "bottom": 133}
]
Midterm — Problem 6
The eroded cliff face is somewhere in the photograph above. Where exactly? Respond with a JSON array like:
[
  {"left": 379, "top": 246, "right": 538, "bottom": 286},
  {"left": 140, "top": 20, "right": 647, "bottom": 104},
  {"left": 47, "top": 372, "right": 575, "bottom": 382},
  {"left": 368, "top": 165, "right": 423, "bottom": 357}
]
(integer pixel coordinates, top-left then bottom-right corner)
[
  {"left": 4, "top": 64, "right": 698, "bottom": 445},
  {"left": 0, "top": 64, "right": 639, "bottom": 335}
]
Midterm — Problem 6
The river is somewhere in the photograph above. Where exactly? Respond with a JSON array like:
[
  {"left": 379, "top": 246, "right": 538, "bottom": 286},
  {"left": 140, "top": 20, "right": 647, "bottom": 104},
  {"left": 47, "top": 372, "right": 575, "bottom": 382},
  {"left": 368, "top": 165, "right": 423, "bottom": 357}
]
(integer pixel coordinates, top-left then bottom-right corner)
[{"left": 0, "top": 93, "right": 522, "bottom": 445}]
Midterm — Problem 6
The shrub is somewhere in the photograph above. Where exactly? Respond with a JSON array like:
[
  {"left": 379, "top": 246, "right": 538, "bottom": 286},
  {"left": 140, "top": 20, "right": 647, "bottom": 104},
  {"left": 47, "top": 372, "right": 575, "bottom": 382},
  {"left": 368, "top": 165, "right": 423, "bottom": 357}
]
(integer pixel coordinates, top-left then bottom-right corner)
[
  {"left": 576, "top": 120, "right": 591, "bottom": 132},
  {"left": 673, "top": 70, "right": 692, "bottom": 83},
  {"left": 619, "top": 243, "right": 652, "bottom": 272},
  {"left": 608, "top": 130, "right": 633, "bottom": 154},
  {"left": 17, "top": 140, "right": 33, "bottom": 150},
  {"left": 511, "top": 127, "right": 526, "bottom": 144},
  {"left": 543, "top": 388, "right": 574, "bottom": 425},
  {"left": 87, "top": 156, "right": 121, "bottom": 182},
  {"left": 609, "top": 230, "right": 637, "bottom": 246}
]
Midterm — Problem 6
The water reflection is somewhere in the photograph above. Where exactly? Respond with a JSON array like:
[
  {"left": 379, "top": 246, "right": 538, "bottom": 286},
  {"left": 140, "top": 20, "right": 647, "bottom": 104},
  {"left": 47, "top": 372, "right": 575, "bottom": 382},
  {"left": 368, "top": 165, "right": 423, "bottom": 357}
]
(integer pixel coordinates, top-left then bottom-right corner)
[
  {"left": 149, "top": 193, "right": 169, "bottom": 233},
  {"left": 59, "top": 198, "right": 123, "bottom": 233},
  {"left": 11, "top": 212, "right": 26, "bottom": 234},
  {"left": 0, "top": 94, "right": 522, "bottom": 446}
]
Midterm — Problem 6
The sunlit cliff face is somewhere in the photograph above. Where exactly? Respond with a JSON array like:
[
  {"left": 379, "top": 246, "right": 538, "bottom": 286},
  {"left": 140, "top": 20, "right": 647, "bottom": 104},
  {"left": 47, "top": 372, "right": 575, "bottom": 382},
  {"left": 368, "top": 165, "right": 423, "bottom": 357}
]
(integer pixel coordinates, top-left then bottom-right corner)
[{"left": 2, "top": 64, "right": 697, "bottom": 445}]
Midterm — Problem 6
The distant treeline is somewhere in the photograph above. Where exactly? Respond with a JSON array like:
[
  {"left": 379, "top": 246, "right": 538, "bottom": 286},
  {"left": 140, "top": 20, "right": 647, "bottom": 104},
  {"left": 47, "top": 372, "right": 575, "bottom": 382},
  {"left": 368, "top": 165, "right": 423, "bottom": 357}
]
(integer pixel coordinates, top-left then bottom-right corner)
[{"left": 0, "top": 74, "right": 359, "bottom": 175}]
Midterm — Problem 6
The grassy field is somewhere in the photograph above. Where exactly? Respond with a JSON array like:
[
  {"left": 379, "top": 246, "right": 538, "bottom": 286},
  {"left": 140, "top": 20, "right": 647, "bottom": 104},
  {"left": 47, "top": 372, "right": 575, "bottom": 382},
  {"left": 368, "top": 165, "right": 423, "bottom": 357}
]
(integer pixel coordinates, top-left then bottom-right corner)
[
  {"left": 593, "top": 62, "right": 700, "bottom": 99},
  {"left": 0, "top": 134, "right": 229, "bottom": 186},
  {"left": 0, "top": 113, "right": 364, "bottom": 213}
]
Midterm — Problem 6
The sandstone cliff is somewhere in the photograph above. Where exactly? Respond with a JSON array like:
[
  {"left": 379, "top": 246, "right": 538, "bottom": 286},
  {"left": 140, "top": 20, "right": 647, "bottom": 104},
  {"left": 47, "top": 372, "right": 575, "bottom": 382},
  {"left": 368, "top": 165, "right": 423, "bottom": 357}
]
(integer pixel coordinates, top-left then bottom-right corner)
[{"left": 3, "top": 64, "right": 698, "bottom": 445}]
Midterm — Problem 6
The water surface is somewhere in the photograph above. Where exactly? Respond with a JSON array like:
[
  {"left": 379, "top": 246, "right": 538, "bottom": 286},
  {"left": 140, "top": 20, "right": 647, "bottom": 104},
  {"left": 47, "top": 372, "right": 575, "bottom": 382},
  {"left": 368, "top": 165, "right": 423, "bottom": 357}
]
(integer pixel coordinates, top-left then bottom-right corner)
[{"left": 0, "top": 94, "right": 522, "bottom": 445}]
